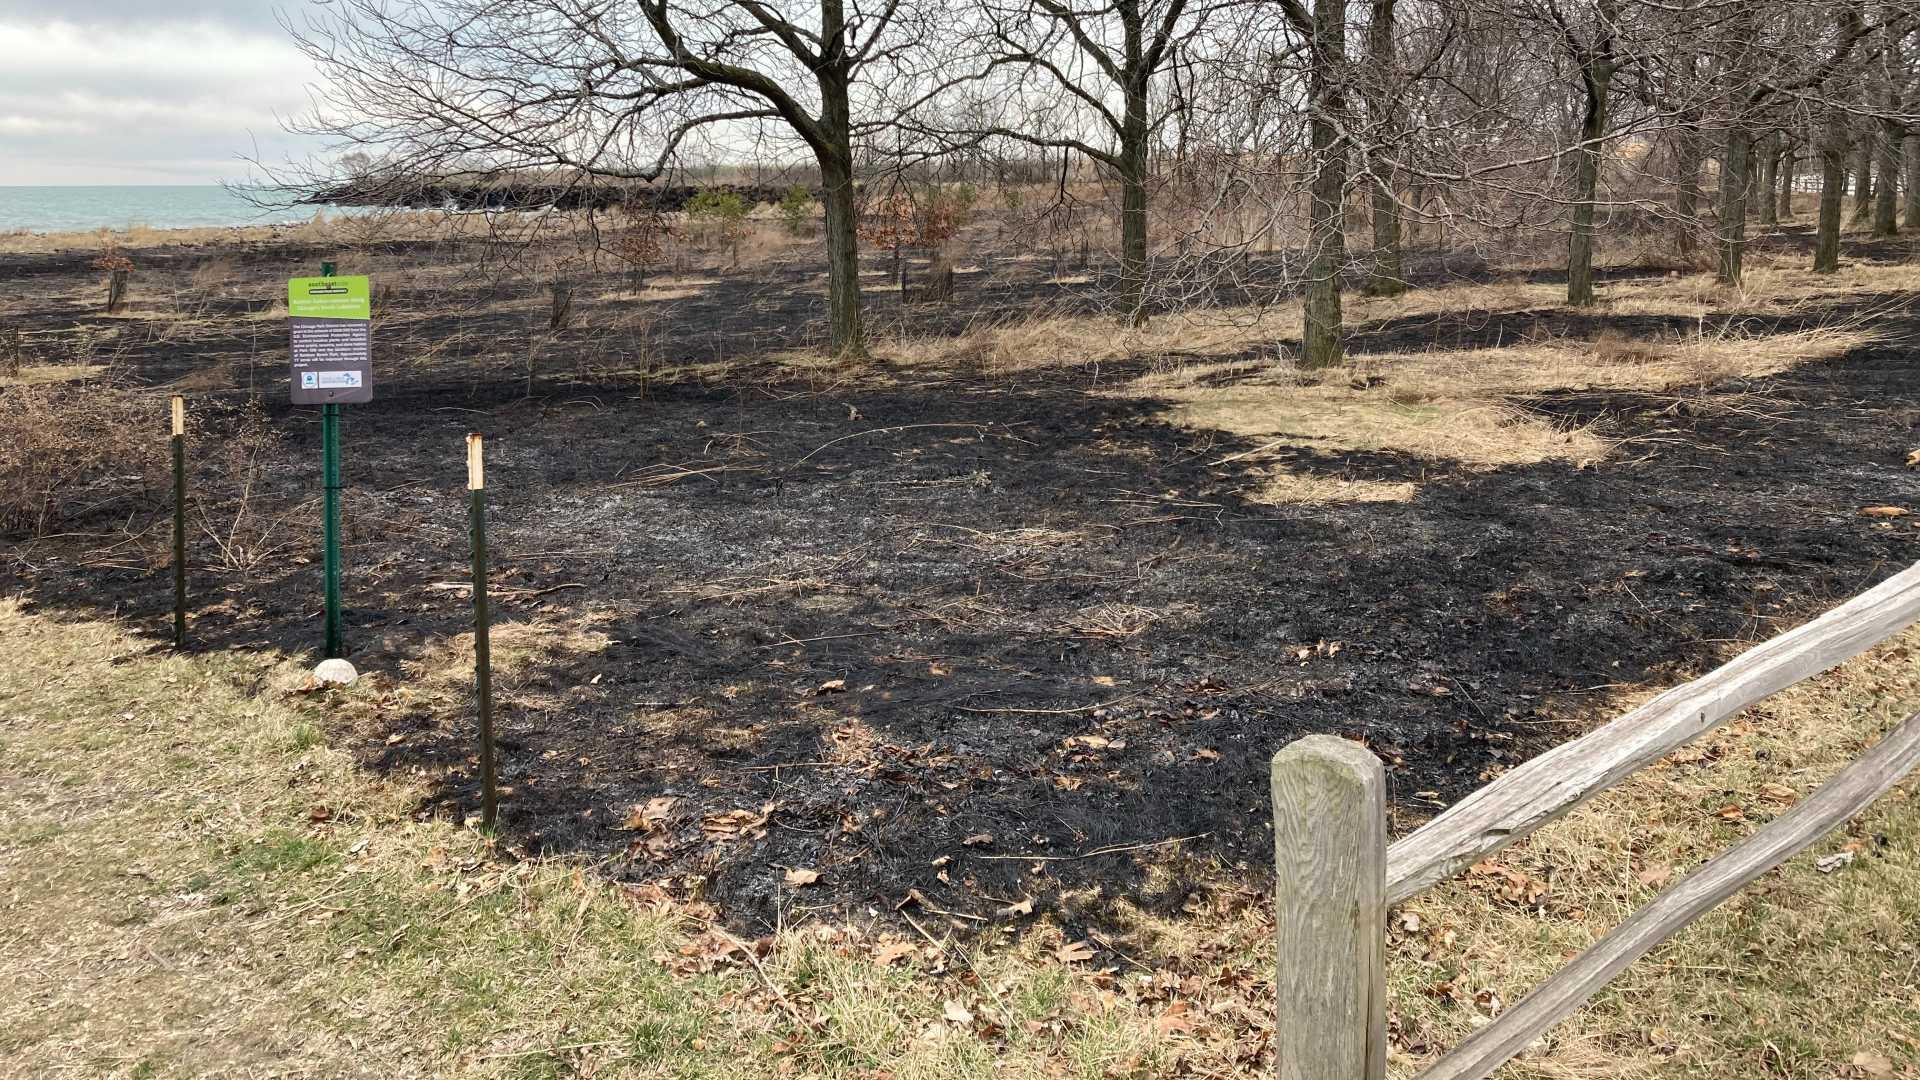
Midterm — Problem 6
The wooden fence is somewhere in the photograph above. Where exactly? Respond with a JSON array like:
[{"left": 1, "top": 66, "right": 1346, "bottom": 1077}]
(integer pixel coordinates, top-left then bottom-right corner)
[{"left": 1271, "top": 561, "right": 1920, "bottom": 1080}]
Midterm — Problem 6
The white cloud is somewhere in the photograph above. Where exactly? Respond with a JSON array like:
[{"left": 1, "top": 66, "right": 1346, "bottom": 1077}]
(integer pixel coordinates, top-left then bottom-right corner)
[{"left": 0, "top": 18, "right": 328, "bottom": 184}]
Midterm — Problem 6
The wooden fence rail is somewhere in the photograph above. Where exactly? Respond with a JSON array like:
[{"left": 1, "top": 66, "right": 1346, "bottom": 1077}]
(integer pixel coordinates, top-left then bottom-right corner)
[
  {"left": 1417, "top": 710, "right": 1920, "bottom": 1080},
  {"left": 1386, "top": 561, "right": 1920, "bottom": 904},
  {"left": 1272, "top": 560, "right": 1920, "bottom": 1080}
]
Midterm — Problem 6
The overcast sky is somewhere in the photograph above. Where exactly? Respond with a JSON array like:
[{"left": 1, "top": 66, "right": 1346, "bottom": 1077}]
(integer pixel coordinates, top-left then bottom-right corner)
[{"left": 0, "top": 1, "right": 327, "bottom": 185}]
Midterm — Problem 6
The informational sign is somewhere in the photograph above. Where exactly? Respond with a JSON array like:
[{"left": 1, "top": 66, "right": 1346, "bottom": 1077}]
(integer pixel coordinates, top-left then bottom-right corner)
[{"left": 288, "top": 275, "right": 373, "bottom": 404}]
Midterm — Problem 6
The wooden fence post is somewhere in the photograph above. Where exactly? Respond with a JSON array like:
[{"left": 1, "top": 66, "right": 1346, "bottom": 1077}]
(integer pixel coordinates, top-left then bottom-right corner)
[
  {"left": 468, "top": 433, "right": 498, "bottom": 829},
  {"left": 170, "top": 394, "right": 187, "bottom": 649},
  {"left": 1271, "top": 735, "right": 1387, "bottom": 1080}
]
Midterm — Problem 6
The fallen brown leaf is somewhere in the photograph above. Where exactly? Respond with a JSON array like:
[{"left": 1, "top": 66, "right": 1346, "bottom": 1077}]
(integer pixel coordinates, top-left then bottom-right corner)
[
  {"left": 1851, "top": 1050, "right": 1895, "bottom": 1080},
  {"left": 1155, "top": 1001, "right": 1198, "bottom": 1036},
  {"left": 1055, "top": 939, "right": 1096, "bottom": 964},
  {"left": 622, "top": 796, "right": 677, "bottom": 832}
]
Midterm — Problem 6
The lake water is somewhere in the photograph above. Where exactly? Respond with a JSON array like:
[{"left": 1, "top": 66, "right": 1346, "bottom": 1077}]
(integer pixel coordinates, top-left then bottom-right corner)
[{"left": 0, "top": 186, "right": 342, "bottom": 234}]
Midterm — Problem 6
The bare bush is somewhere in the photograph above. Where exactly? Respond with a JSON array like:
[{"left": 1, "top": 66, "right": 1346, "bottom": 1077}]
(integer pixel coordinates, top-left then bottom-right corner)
[
  {"left": 0, "top": 381, "right": 165, "bottom": 538},
  {"left": 191, "top": 399, "right": 295, "bottom": 573}
]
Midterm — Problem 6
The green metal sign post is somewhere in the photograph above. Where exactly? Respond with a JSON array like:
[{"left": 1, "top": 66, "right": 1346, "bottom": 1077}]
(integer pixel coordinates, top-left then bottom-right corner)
[
  {"left": 322, "top": 400, "right": 342, "bottom": 657},
  {"left": 288, "top": 262, "right": 372, "bottom": 660}
]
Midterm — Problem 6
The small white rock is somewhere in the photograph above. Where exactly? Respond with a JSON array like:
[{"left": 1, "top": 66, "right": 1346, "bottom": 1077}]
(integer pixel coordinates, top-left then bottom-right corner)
[{"left": 313, "top": 658, "right": 359, "bottom": 686}]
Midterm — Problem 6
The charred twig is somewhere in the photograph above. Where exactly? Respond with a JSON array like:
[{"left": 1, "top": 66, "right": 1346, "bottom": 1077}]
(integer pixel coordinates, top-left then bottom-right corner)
[
  {"left": 972, "top": 833, "right": 1210, "bottom": 862},
  {"left": 789, "top": 422, "right": 994, "bottom": 468},
  {"left": 953, "top": 692, "right": 1142, "bottom": 715}
]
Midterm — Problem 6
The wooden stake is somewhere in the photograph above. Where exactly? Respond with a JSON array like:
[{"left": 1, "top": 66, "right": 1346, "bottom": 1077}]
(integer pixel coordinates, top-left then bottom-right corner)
[
  {"left": 467, "top": 433, "right": 498, "bottom": 829},
  {"left": 1271, "top": 735, "right": 1387, "bottom": 1080},
  {"left": 170, "top": 395, "right": 187, "bottom": 649}
]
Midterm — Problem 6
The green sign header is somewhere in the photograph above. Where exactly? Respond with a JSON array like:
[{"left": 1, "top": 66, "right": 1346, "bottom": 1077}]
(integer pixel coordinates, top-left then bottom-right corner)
[{"left": 288, "top": 275, "right": 371, "bottom": 320}]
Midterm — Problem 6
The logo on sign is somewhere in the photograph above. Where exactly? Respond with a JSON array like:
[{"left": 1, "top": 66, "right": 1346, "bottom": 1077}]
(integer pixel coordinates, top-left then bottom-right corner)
[{"left": 302, "top": 372, "right": 319, "bottom": 389}]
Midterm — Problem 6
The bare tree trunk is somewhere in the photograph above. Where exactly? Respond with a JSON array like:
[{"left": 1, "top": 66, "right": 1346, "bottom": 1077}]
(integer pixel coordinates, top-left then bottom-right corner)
[
  {"left": 1851, "top": 131, "right": 1874, "bottom": 222},
  {"left": 1756, "top": 131, "right": 1778, "bottom": 227},
  {"left": 1716, "top": 126, "right": 1752, "bottom": 284},
  {"left": 1778, "top": 140, "right": 1797, "bottom": 220},
  {"left": 1119, "top": 96, "right": 1151, "bottom": 323},
  {"left": 815, "top": 0, "right": 865, "bottom": 358},
  {"left": 106, "top": 269, "right": 129, "bottom": 314},
  {"left": 1875, "top": 125, "right": 1902, "bottom": 236},
  {"left": 1363, "top": 0, "right": 1404, "bottom": 296},
  {"left": 926, "top": 244, "right": 955, "bottom": 300},
  {"left": 1568, "top": 43, "right": 1612, "bottom": 307},
  {"left": 1905, "top": 133, "right": 1920, "bottom": 229},
  {"left": 1673, "top": 126, "right": 1702, "bottom": 258},
  {"left": 819, "top": 148, "right": 865, "bottom": 357},
  {"left": 1878, "top": 17, "right": 1905, "bottom": 237},
  {"left": 1816, "top": 109, "right": 1848, "bottom": 272},
  {"left": 1302, "top": 0, "right": 1349, "bottom": 368}
]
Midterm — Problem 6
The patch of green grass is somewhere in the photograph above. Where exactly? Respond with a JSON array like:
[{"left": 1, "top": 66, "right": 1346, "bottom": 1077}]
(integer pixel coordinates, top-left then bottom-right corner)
[
  {"left": 225, "top": 830, "right": 341, "bottom": 877},
  {"left": 287, "top": 719, "right": 324, "bottom": 750}
]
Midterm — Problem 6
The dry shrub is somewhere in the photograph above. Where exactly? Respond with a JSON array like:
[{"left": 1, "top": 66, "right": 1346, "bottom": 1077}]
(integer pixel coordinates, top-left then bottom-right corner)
[
  {"left": 188, "top": 256, "right": 236, "bottom": 293},
  {"left": 0, "top": 380, "right": 164, "bottom": 537},
  {"left": 190, "top": 398, "right": 292, "bottom": 573},
  {"left": 0, "top": 381, "right": 290, "bottom": 565}
]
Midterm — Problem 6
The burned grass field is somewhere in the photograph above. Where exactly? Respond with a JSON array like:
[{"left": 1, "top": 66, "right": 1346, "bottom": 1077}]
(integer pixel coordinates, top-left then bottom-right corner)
[{"left": 3, "top": 221, "right": 1919, "bottom": 937}]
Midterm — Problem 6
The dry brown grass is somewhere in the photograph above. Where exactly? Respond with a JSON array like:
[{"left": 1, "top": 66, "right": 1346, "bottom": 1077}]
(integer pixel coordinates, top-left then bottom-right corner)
[
  {"left": 879, "top": 255, "right": 1896, "bottom": 381},
  {"left": 1249, "top": 469, "right": 1421, "bottom": 505},
  {"left": 1156, "top": 374, "right": 1613, "bottom": 473},
  {"left": 851, "top": 260, "right": 1888, "bottom": 504},
  {"left": 0, "top": 207, "right": 555, "bottom": 254},
  {"left": 0, "top": 222, "right": 290, "bottom": 253},
  {"left": 0, "top": 363, "right": 105, "bottom": 387},
  {"left": 1599, "top": 258, "right": 1920, "bottom": 317},
  {"left": 1385, "top": 627, "right": 1920, "bottom": 1079},
  {"left": 613, "top": 275, "right": 722, "bottom": 303},
  {"left": 1132, "top": 317, "right": 1877, "bottom": 500}
]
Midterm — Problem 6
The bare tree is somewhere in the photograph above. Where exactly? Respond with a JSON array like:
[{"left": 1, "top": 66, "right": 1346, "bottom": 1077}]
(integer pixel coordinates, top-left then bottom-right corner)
[
  {"left": 1711, "top": 0, "right": 1871, "bottom": 284},
  {"left": 282, "top": 0, "right": 934, "bottom": 357},
  {"left": 916, "top": 0, "right": 1235, "bottom": 319}
]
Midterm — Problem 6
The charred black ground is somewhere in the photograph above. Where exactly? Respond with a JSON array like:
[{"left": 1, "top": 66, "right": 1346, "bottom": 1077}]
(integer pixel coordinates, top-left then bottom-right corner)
[{"left": 3, "top": 226, "right": 1917, "bottom": 934}]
